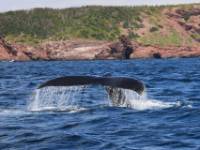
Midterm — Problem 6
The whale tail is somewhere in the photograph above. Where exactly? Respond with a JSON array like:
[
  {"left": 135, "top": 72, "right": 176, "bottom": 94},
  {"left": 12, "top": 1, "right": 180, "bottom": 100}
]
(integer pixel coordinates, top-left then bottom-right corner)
[
  {"left": 38, "top": 76, "right": 145, "bottom": 95},
  {"left": 38, "top": 76, "right": 145, "bottom": 106}
]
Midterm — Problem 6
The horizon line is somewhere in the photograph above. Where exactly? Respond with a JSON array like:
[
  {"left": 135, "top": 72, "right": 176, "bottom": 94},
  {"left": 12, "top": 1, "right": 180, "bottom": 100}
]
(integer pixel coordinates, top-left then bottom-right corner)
[{"left": 0, "top": 2, "right": 199, "bottom": 13}]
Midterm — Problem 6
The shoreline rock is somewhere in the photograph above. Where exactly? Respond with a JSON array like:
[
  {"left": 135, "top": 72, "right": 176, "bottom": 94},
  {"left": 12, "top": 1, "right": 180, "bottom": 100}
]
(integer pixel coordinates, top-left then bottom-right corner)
[{"left": 0, "top": 38, "right": 200, "bottom": 61}]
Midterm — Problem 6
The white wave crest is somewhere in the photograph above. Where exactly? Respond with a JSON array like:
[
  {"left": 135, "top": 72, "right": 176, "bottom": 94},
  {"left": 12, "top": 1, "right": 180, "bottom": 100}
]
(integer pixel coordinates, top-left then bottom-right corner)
[{"left": 0, "top": 109, "right": 30, "bottom": 116}]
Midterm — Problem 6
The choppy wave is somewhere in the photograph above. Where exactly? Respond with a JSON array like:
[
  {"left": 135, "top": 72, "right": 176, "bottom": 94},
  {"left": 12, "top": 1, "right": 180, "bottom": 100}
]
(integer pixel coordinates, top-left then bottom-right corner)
[{"left": 1, "top": 59, "right": 200, "bottom": 150}]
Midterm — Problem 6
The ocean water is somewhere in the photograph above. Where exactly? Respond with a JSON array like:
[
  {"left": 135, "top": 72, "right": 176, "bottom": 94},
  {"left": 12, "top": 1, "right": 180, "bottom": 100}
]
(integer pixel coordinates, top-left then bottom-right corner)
[{"left": 0, "top": 58, "right": 200, "bottom": 150}]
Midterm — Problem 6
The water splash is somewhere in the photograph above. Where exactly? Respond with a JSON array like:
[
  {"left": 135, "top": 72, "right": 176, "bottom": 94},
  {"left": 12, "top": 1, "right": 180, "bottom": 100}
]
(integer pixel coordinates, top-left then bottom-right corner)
[
  {"left": 28, "top": 86, "right": 87, "bottom": 112},
  {"left": 109, "top": 88, "right": 181, "bottom": 111},
  {"left": 28, "top": 86, "right": 183, "bottom": 112}
]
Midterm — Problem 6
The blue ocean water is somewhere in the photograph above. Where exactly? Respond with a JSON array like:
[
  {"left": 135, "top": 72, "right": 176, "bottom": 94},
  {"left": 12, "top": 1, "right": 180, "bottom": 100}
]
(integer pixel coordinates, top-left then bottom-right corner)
[{"left": 0, "top": 58, "right": 200, "bottom": 150}]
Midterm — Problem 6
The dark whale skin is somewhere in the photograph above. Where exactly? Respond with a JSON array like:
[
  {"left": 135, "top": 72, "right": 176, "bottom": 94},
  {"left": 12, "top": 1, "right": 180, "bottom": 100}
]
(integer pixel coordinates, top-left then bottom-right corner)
[{"left": 38, "top": 76, "right": 145, "bottom": 95}]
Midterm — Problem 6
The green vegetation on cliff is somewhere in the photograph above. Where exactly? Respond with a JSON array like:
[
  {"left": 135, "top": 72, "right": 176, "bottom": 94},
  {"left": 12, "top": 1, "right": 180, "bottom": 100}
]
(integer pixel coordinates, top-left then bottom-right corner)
[
  {"left": 0, "top": 6, "right": 143, "bottom": 42},
  {"left": 0, "top": 4, "right": 199, "bottom": 46}
]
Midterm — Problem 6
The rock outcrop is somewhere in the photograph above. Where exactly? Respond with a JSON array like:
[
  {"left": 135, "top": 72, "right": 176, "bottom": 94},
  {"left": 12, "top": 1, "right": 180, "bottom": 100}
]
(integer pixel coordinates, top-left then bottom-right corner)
[
  {"left": 0, "top": 36, "right": 29, "bottom": 60},
  {"left": 131, "top": 45, "right": 200, "bottom": 58},
  {"left": 95, "top": 35, "right": 135, "bottom": 59},
  {"left": 0, "top": 36, "right": 49, "bottom": 61}
]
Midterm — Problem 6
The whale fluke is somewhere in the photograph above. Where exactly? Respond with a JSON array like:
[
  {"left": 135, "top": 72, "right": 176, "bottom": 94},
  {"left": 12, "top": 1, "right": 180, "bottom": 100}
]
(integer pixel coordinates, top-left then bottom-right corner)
[{"left": 38, "top": 76, "right": 145, "bottom": 95}]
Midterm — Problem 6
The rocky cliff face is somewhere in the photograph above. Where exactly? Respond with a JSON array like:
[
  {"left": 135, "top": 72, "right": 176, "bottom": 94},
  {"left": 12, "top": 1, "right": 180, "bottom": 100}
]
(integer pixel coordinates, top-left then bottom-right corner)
[
  {"left": 0, "top": 36, "right": 49, "bottom": 60},
  {"left": 132, "top": 44, "right": 200, "bottom": 58},
  {"left": 95, "top": 35, "right": 135, "bottom": 59},
  {"left": 1, "top": 37, "right": 200, "bottom": 61},
  {"left": 0, "top": 36, "right": 28, "bottom": 60}
]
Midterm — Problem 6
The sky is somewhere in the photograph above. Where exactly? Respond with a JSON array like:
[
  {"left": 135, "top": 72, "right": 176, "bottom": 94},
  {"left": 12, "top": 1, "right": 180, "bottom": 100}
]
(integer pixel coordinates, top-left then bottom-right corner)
[{"left": 0, "top": 0, "right": 199, "bottom": 12}]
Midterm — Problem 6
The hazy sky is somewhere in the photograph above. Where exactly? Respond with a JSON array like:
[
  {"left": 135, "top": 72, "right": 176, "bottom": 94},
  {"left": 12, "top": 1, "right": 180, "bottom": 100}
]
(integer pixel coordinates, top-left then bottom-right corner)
[{"left": 0, "top": 0, "right": 199, "bottom": 12}]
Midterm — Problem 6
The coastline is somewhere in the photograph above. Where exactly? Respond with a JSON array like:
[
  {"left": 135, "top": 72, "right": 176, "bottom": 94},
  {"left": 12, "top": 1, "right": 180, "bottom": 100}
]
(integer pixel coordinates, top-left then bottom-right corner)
[
  {"left": 1, "top": 39, "right": 200, "bottom": 61},
  {"left": 0, "top": 4, "right": 199, "bottom": 61}
]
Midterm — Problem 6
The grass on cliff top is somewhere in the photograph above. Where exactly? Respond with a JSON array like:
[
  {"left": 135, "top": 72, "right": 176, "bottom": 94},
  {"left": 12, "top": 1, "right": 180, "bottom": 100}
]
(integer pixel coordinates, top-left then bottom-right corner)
[
  {"left": 0, "top": 4, "right": 199, "bottom": 45},
  {"left": 0, "top": 6, "right": 144, "bottom": 43}
]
